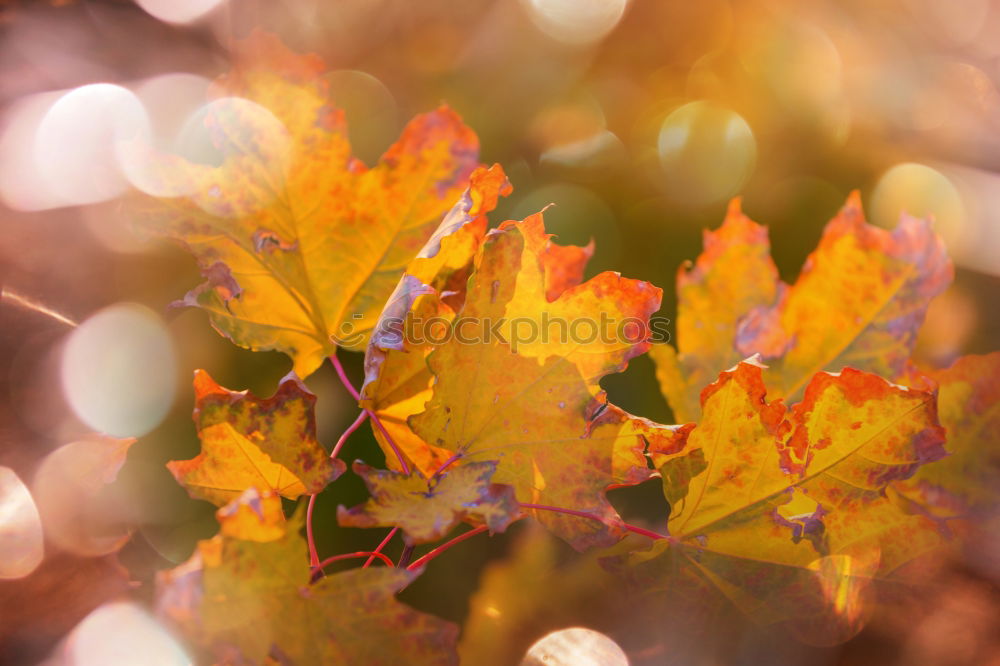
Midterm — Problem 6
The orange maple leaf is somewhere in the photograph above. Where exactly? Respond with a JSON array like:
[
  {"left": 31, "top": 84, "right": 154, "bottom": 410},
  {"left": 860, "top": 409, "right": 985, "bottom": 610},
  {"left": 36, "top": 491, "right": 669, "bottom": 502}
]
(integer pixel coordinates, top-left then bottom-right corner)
[
  {"left": 167, "top": 370, "right": 343, "bottom": 506},
  {"left": 629, "top": 358, "right": 946, "bottom": 643},
  {"left": 891, "top": 351, "right": 1000, "bottom": 521},
  {"left": 360, "top": 164, "right": 511, "bottom": 475},
  {"left": 134, "top": 32, "right": 480, "bottom": 377},
  {"left": 651, "top": 194, "right": 952, "bottom": 421},
  {"left": 408, "top": 212, "right": 689, "bottom": 550}
]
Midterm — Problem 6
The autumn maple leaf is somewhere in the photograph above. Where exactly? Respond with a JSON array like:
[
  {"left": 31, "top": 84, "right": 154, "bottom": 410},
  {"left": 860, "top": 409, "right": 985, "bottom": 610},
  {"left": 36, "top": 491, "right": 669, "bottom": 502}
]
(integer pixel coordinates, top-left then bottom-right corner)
[
  {"left": 890, "top": 352, "right": 1000, "bottom": 522},
  {"left": 624, "top": 358, "right": 947, "bottom": 644},
  {"left": 157, "top": 489, "right": 458, "bottom": 664},
  {"left": 651, "top": 194, "right": 952, "bottom": 421},
  {"left": 360, "top": 164, "right": 512, "bottom": 475},
  {"left": 167, "top": 369, "right": 343, "bottom": 507},
  {"left": 133, "top": 32, "right": 480, "bottom": 377},
  {"left": 406, "top": 212, "right": 689, "bottom": 550},
  {"left": 337, "top": 460, "right": 519, "bottom": 544}
]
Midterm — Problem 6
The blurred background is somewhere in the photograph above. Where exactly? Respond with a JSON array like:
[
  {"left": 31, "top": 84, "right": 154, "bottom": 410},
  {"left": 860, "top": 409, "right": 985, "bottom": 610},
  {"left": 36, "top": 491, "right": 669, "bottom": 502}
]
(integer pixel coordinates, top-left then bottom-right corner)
[{"left": 1, "top": 0, "right": 998, "bottom": 664}]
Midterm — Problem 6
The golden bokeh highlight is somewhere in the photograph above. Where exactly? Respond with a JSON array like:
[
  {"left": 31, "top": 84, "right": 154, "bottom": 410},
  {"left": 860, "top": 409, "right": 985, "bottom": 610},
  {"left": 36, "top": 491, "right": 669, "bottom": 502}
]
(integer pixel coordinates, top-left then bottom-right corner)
[
  {"left": 59, "top": 602, "right": 192, "bottom": 665},
  {"left": 870, "top": 163, "right": 965, "bottom": 252},
  {"left": 0, "top": 466, "right": 44, "bottom": 579},
  {"left": 32, "top": 437, "right": 135, "bottom": 557},
  {"left": 60, "top": 303, "right": 177, "bottom": 438},
  {"left": 521, "top": 627, "right": 628, "bottom": 666},
  {"left": 657, "top": 101, "right": 756, "bottom": 207},
  {"left": 522, "top": 0, "right": 630, "bottom": 46}
]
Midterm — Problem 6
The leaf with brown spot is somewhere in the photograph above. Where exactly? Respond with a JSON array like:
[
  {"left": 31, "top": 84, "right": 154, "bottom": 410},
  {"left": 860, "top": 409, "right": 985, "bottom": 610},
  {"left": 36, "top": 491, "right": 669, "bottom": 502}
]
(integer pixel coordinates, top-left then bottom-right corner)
[
  {"left": 157, "top": 494, "right": 458, "bottom": 665},
  {"left": 628, "top": 359, "right": 947, "bottom": 643},
  {"left": 360, "top": 164, "right": 511, "bottom": 474},
  {"left": 167, "top": 369, "right": 343, "bottom": 506},
  {"left": 891, "top": 352, "right": 1000, "bottom": 520},
  {"left": 651, "top": 193, "right": 953, "bottom": 418},
  {"left": 409, "top": 212, "right": 690, "bottom": 550},
  {"left": 133, "top": 31, "right": 480, "bottom": 377},
  {"left": 648, "top": 199, "right": 779, "bottom": 422},
  {"left": 216, "top": 487, "right": 287, "bottom": 542},
  {"left": 337, "top": 460, "right": 518, "bottom": 544}
]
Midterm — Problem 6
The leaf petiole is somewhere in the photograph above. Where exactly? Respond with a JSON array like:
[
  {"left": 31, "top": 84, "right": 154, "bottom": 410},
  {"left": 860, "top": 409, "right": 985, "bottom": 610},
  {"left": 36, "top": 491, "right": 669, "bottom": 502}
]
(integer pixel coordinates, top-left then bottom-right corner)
[
  {"left": 306, "top": 409, "right": 370, "bottom": 567},
  {"left": 406, "top": 525, "right": 490, "bottom": 571},
  {"left": 311, "top": 550, "right": 395, "bottom": 582},
  {"left": 328, "top": 351, "right": 411, "bottom": 475},
  {"left": 363, "top": 527, "right": 399, "bottom": 568},
  {"left": 330, "top": 410, "right": 369, "bottom": 460},
  {"left": 519, "top": 502, "right": 668, "bottom": 540}
]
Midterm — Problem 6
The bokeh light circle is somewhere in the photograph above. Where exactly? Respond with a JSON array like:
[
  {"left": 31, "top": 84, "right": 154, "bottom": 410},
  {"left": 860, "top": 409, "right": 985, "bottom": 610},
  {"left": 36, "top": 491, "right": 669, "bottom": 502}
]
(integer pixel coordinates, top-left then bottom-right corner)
[
  {"left": 0, "top": 466, "right": 44, "bottom": 579},
  {"left": 325, "top": 70, "right": 398, "bottom": 165},
  {"left": 521, "top": 627, "right": 628, "bottom": 665},
  {"left": 175, "top": 96, "right": 291, "bottom": 218},
  {"left": 0, "top": 90, "right": 65, "bottom": 211},
  {"left": 134, "top": 0, "right": 226, "bottom": 25},
  {"left": 657, "top": 101, "right": 756, "bottom": 207},
  {"left": 870, "top": 163, "right": 965, "bottom": 250},
  {"left": 120, "top": 73, "right": 212, "bottom": 198},
  {"left": 523, "top": 0, "right": 629, "bottom": 45},
  {"left": 60, "top": 303, "right": 177, "bottom": 438},
  {"left": 32, "top": 438, "right": 134, "bottom": 557},
  {"left": 63, "top": 602, "right": 191, "bottom": 665},
  {"left": 34, "top": 84, "right": 150, "bottom": 207}
]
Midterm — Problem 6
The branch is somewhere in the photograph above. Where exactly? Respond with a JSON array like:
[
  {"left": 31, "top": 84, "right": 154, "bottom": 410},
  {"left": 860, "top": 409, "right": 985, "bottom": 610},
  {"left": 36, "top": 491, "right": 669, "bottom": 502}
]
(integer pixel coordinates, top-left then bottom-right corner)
[
  {"left": 519, "top": 502, "right": 668, "bottom": 540},
  {"left": 363, "top": 527, "right": 398, "bottom": 569},
  {"left": 306, "top": 494, "right": 321, "bottom": 567},
  {"left": 311, "top": 551, "right": 395, "bottom": 582},
  {"left": 329, "top": 350, "right": 360, "bottom": 401},
  {"left": 306, "top": 408, "right": 369, "bottom": 567},
  {"left": 406, "top": 525, "right": 489, "bottom": 572},
  {"left": 331, "top": 410, "right": 368, "bottom": 460},
  {"left": 329, "top": 351, "right": 411, "bottom": 475}
]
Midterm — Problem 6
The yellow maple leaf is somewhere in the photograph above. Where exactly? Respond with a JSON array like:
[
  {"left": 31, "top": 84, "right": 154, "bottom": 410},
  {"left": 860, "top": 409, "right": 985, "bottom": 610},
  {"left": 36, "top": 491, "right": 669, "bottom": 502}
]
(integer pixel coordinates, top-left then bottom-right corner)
[
  {"left": 134, "top": 32, "right": 480, "bottom": 377},
  {"left": 167, "top": 370, "right": 343, "bottom": 506},
  {"left": 409, "top": 212, "right": 690, "bottom": 550}
]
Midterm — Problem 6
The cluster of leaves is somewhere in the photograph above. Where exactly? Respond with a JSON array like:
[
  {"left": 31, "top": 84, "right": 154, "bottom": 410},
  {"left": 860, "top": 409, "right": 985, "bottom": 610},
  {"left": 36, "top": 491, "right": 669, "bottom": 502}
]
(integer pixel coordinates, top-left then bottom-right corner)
[{"left": 126, "top": 32, "right": 999, "bottom": 664}]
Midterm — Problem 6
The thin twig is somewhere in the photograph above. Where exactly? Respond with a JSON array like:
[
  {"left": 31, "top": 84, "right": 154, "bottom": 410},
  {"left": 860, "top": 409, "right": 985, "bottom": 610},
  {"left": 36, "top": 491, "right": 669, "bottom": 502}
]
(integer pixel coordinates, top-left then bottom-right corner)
[
  {"left": 312, "top": 551, "right": 395, "bottom": 582},
  {"left": 363, "top": 527, "right": 399, "bottom": 569},
  {"left": 406, "top": 526, "right": 489, "bottom": 571},
  {"left": 397, "top": 544, "right": 415, "bottom": 568},
  {"left": 519, "top": 502, "right": 668, "bottom": 540},
  {"left": 306, "top": 408, "right": 370, "bottom": 568},
  {"left": 431, "top": 453, "right": 463, "bottom": 479},
  {"left": 331, "top": 410, "right": 368, "bottom": 460},
  {"left": 329, "top": 351, "right": 361, "bottom": 401},
  {"left": 306, "top": 494, "right": 321, "bottom": 567},
  {"left": 1, "top": 287, "right": 77, "bottom": 327},
  {"left": 328, "top": 352, "right": 411, "bottom": 475}
]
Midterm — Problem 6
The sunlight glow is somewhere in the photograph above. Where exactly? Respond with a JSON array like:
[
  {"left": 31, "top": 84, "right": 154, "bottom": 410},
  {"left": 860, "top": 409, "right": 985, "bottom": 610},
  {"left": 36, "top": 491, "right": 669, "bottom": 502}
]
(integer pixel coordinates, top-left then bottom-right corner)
[
  {"left": 0, "top": 466, "right": 44, "bottom": 579},
  {"left": 524, "top": 0, "right": 629, "bottom": 45},
  {"left": 62, "top": 602, "right": 192, "bottom": 665},
  {"left": 521, "top": 627, "right": 629, "bottom": 666},
  {"left": 658, "top": 101, "right": 756, "bottom": 207},
  {"left": 60, "top": 303, "right": 177, "bottom": 438},
  {"left": 34, "top": 84, "right": 150, "bottom": 207},
  {"left": 134, "top": 0, "right": 226, "bottom": 25},
  {"left": 33, "top": 438, "right": 134, "bottom": 557},
  {"left": 120, "top": 73, "right": 212, "bottom": 198}
]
